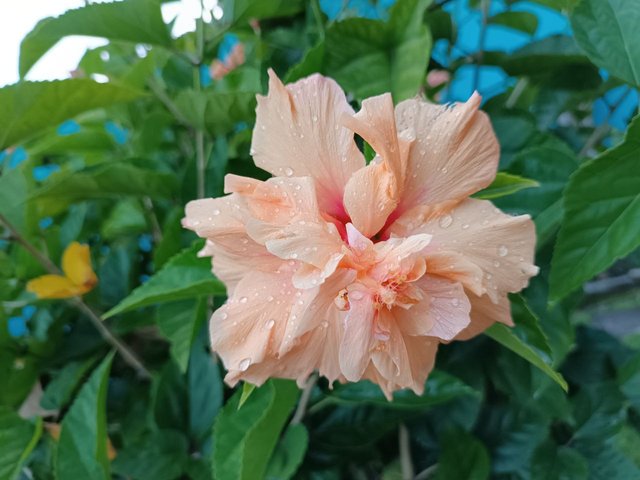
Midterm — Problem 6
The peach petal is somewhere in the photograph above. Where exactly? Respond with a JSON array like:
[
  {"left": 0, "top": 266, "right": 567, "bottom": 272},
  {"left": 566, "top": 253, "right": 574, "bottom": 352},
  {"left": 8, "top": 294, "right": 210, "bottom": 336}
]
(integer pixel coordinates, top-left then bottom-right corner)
[
  {"left": 339, "top": 285, "right": 376, "bottom": 381},
  {"left": 251, "top": 69, "right": 365, "bottom": 219},
  {"left": 455, "top": 292, "right": 512, "bottom": 341},
  {"left": 389, "top": 198, "right": 538, "bottom": 302},
  {"left": 395, "top": 92, "right": 499, "bottom": 213}
]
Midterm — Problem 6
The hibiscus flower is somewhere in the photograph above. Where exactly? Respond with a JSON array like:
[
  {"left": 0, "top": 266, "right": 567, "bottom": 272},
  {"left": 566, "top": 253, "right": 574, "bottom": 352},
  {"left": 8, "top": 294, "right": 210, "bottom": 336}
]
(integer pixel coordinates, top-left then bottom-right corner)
[{"left": 183, "top": 70, "right": 538, "bottom": 398}]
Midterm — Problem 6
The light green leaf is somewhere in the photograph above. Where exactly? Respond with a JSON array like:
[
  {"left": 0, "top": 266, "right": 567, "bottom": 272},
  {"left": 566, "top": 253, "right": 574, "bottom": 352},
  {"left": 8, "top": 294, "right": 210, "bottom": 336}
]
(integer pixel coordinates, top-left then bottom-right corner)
[
  {"left": 326, "top": 370, "right": 478, "bottom": 409},
  {"left": 104, "top": 242, "right": 226, "bottom": 318},
  {"left": 485, "top": 324, "right": 568, "bottom": 391},
  {"left": 475, "top": 172, "right": 539, "bottom": 200},
  {"left": 285, "top": 42, "right": 326, "bottom": 83},
  {"left": 265, "top": 424, "right": 309, "bottom": 480},
  {"left": 571, "top": 0, "right": 640, "bottom": 87},
  {"left": 0, "top": 167, "right": 31, "bottom": 235},
  {"left": 0, "top": 79, "right": 143, "bottom": 150},
  {"left": 31, "top": 161, "right": 177, "bottom": 216},
  {"left": 175, "top": 90, "right": 257, "bottom": 134},
  {"left": 435, "top": 429, "right": 490, "bottom": 480},
  {"left": 550, "top": 116, "right": 640, "bottom": 301},
  {"left": 19, "top": 0, "right": 171, "bottom": 77},
  {"left": 56, "top": 353, "right": 114, "bottom": 480},
  {"left": 489, "top": 11, "right": 538, "bottom": 35},
  {"left": 238, "top": 383, "right": 256, "bottom": 409},
  {"left": 325, "top": 0, "right": 432, "bottom": 101},
  {"left": 0, "top": 408, "right": 42, "bottom": 480},
  {"left": 531, "top": 441, "right": 588, "bottom": 480},
  {"left": 213, "top": 379, "right": 300, "bottom": 480}
]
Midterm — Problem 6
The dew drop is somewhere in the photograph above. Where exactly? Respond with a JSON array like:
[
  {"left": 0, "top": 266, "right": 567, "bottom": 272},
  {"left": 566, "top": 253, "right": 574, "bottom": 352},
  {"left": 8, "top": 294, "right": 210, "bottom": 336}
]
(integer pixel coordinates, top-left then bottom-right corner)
[
  {"left": 267, "top": 295, "right": 274, "bottom": 302},
  {"left": 265, "top": 319, "right": 275, "bottom": 330},
  {"left": 220, "top": 312, "right": 228, "bottom": 320},
  {"left": 498, "top": 245, "right": 509, "bottom": 257},
  {"left": 212, "top": 209, "right": 221, "bottom": 216},
  {"left": 239, "top": 296, "right": 248, "bottom": 304},
  {"left": 462, "top": 223, "right": 469, "bottom": 230},
  {"left": 493, "top": 260, "right": 500, "bottom": 268},
  {"left": 284, "top": 167, "right": 294, "bottom": 176},
  {"left": 321, "top": 320, "right": 329, "bottom": 328},
  {"left": 239, "top": 358, "right": 251, "bottom": 371},
  {"left": 439, "top": 214, "right": 453, "bottom": 228},
  {"left": 451, "top": 298, "right": 460, "bottom": 307}
]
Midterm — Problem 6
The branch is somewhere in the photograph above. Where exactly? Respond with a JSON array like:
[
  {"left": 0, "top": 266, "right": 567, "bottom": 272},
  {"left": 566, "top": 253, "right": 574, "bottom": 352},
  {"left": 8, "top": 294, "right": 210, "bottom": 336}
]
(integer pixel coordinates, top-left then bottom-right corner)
[
  {"left": 399, "top": 423, "right": 414, "bottom": 480},
  {"left": 0, "top": 213, "right": 151, "bottom": 380},
  {"left": 290, "top": 372, "right": 319, "bottom": 425}
]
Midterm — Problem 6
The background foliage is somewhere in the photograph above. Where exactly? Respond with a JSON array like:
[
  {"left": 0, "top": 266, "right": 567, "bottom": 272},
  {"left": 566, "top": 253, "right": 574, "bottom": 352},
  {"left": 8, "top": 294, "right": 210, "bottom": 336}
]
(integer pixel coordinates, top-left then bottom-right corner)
[{"left": 1, "top": 0, "right": 640, "bottom": 478}]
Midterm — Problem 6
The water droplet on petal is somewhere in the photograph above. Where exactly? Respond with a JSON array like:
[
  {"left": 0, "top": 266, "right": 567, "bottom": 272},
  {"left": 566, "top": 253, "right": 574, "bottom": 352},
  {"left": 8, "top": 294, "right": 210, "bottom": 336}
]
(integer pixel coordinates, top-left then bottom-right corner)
[
  {"left": 265, "top": 319, "right": 275, "bottom": 330},
  {"left": 267, "top": 295, "right": 274, "bottom": 302},
  {"left": 462, "top": 223, "right": 469, "bottom": 230},
  {"left": 439, "top": 214, "right": 453, "bottom": 228},
  {"left": 451, "top": 298, "right": 460, "bottom": 307},
  {"left": 239, "top": 296, "right": 248, "bottom": 304},
  {"left": 284, "top": 167, "right": 294, "bottom": 176},
  {"left": 493, "top": 260, "right": 500, "bottom": 267},
  {"left": 220, "top": 312, "right": 228, "bottom": 320},
  {"left": 498, "top": 245, "right": 509, "bottom": 257},
  {"left": 239, "top": 358, "right": 251, "bottom": 371}
]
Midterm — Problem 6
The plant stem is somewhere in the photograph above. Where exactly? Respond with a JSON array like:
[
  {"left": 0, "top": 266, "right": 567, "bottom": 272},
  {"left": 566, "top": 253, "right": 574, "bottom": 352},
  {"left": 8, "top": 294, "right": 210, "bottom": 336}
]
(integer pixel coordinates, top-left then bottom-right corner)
[
  {"left": 399, "top": 423, "right": 414, "bottom": 480},
  {"left": 0, "top": 213, "right": 151, "bottom": 380},
  {"left": 290, "top": 372, "right": 319, "bottom": 425},
  {"left": 473, "top": 0, "right": 490, "bottom": 93},
  {"left": 143, "top": 197, "right": 163, "bottom": 243},
  {"left": 579, "top": 87, "right": 633, "bottom": 157},
  {"left": 414, "top": 464, "right": 438, "bottom": 480},
  {"left": 195, "top": 5, "right": 207, "bottom": 200}
]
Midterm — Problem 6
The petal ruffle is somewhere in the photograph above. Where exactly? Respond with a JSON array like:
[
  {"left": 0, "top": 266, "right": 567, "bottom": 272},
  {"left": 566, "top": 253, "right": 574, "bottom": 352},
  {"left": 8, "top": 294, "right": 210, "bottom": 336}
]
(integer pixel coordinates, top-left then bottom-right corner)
[
  {"left": 394, "top": 93, "right": 499, "bottom": 213},
  {"left": 251, "top": 70, "right": 365, "bottom": 219}
]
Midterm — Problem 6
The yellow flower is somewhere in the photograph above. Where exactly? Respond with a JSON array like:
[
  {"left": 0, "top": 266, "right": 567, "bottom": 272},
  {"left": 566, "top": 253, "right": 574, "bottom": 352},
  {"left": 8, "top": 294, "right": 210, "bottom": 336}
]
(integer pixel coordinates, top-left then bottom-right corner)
[{"left": 27, "top": 242, "right": 98, "bottom": 299}]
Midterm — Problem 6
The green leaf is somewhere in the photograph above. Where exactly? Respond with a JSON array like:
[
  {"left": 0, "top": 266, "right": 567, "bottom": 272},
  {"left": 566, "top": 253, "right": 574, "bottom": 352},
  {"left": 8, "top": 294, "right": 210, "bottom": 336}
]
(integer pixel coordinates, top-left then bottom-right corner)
[
  {"left": 56, "top": 353, "right": 114, "bottom": 480},
  {"left": 284, "top": 42, "right": 326, "bottom": 83},
  {"left": 153, "top": 361, "right": 188, "bottom": 432},
  {"left": 40, "top": 357, "right": 98, "bottom": 411},
  {"left": 19, "top": 0, "right": 171, "bottom": 77},
  {"left": 0, "top": 167, "right": 31, "bottom": 235},
  {"left": 0, "top": 408, "right": 42, "bottom": 480},
  {"left": 571, "top": 0, "right": 640, "bottom": 87},
  {"left": 494, "top": 140, "right": 578, "bottom": 246},
  {"left": 0, "top": 79, "right": 143, "bottom": 150},
  {"left": 104, "top": 242, "right": 226, "bottom": 319},
  {"left": 531, "top": 441, "right": 588, "bottom": 480},
  {"left": 475, "top": 172, "right": 539, "bottom": 200},
  {"left": 175, "top": 90, "right": 257, "bottom": 134},
  {"left": 213, "top": 379, "right": 300, "bottom": 480},
  {"left": 324, "top": 0, "right": 432, "bottom": 101},
  {"left": 222, "top": 0, "right": 305, "bottom": 24},
  {"left": 485, "top": 323, "right": 568, "bottom": 391},
  {"left": 326, "top": 370, "right": 478, "bottom": 409},
  {"left": 484, "top": 36, "right": 590, "bottom": 77},
  {"left": 31, "top": 161, "right": 177, "bottom": 216},
  {"left": 101, "top": 199, "right": 148, "bottom": 240},
  {"left": 112, "top": 430, "right": 189, "bottom": 480},
  {"left": 550, "top": 116, "right": 640, "bottom": 301},
  {"left": 188, "top": 331, "right": 223, "bottom": 444},
  {"left": 156, "top": 300, "right": 206, "bottom": 372},
  {"left": 265, "top": 424, "right": 309, "bottom": 480},
  {"left": 435, "top": 429, "right": 490, "bottom": 480},
  {"left": 489, "top": 11, "right": 538, "bottom": 35},
  {"left": 509, "top": 294, "right": 553, "bottom": 361}
]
